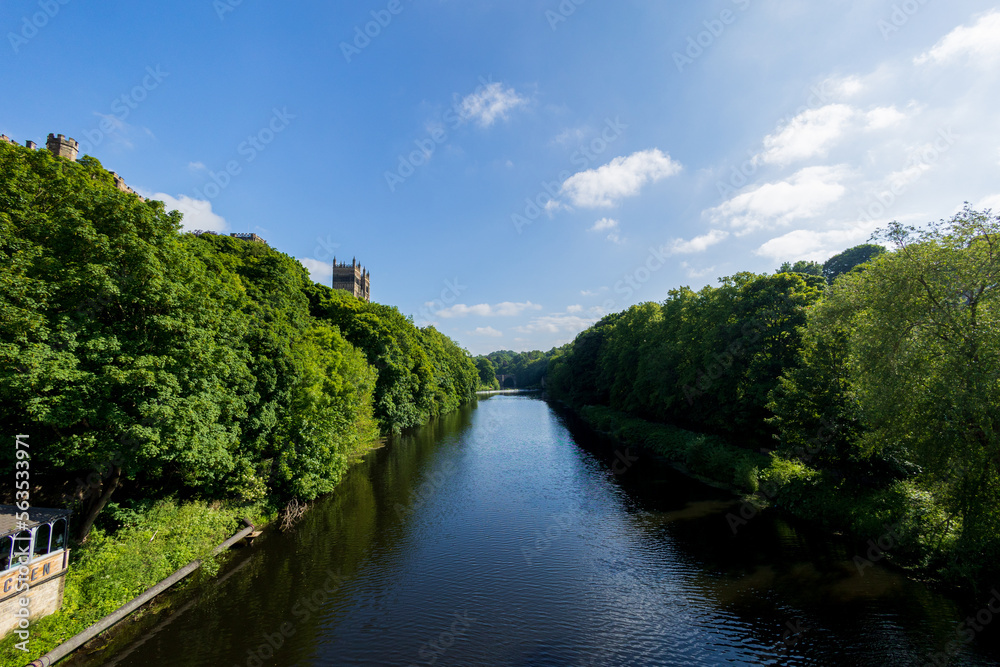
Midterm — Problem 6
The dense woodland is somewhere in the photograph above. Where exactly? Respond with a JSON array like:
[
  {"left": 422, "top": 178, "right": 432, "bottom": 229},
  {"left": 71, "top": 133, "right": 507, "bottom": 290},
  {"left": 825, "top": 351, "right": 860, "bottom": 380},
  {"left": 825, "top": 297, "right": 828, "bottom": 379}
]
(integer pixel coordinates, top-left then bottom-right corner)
[
  {"left": 0, "top": 141, "right": 478, "bottom": 540},
  {"left": 518, "top": 212, "right": 999, "bottom": 587}
]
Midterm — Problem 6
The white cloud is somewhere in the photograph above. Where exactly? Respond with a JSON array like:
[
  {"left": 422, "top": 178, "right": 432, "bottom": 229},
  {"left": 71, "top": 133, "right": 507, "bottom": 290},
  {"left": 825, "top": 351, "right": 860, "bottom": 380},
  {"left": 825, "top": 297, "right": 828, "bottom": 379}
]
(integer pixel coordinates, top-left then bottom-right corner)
[
  {"left": 459, "top": 82, "right": 528, "bottom": 127},
  {"left": 667, "top": 229, "right": 729, "bottom": 255},
  {"left": 567, "top": 304, "right": 583, "bottom": 313},
  {"left": 143, "top": 192, "right": 228, "bottom": 232},
  {"left": 590, "top": 217, "right": 619, "bottom": 232},
  {"left": 754, "top": 222, "right": 880, "bottom": 263},
  {"left": 865, "top": 106, "right": 907, "bottom": 130},
  {"left": 188, "top": 161, "right": 207, "bottom": 172},
  {"left": 709, "top": 165, "right": 851, "bottom": 235},
  {"left": 915, "top": 10, "right": 1000, "bottom": 66},
  {"left": 299, "top": 258, "right": 333, "bottom": 284},
  {"left": 976, "top": 193, "right": 1000, "bottom": 212},
  {"left": 514, "top": 313, "right": 596, "bottom": 335},
  {"left": 827, "top": 75, "right": 865, "bottom": 99},
  {"left": 580, "top": 287, "right": 608, "bottom": 297},
  {"left": 471, "top": 326, "right": 503, "bottom": 337},
  {"left": 680, "top": 262, "right": 717, "bottom": 279},
  {"left": 758, "top": 104, "right": 910, "bottom": 166},
  {"left": 434, "top": 301, "right": 542, "bottom": 318},
  {"left": 552, "top": 126, "right": 587, "bottom": 145},
  {"left": 590, "top": 217, "right": 623, "bottom": 243},
  {"left": 760, "top": 104, "right": 856, "bottom": 166},
  {"left": 561, "top": 149, "right": 682, "bottom": 208}
]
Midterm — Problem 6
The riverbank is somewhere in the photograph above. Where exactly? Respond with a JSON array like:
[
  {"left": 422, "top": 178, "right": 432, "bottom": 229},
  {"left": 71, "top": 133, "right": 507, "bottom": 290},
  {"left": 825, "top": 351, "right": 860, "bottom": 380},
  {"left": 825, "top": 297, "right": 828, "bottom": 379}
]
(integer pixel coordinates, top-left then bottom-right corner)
[
  {"left": 561, "top": 403, "right": 980, "bottom": 595},
  {"left": 0, "top": 500, "right": 270, "bottom": 667}
]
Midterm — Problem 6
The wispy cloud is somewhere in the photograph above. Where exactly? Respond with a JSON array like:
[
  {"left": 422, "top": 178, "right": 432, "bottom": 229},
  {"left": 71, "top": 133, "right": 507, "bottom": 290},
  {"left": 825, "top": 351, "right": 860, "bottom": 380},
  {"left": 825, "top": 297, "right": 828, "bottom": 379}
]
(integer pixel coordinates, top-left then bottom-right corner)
[
  {"left": 915, "top": 10, "right": 1000, "bottom": 66},
  {"left": 709, "top": 165, "right": 851, "bottom": 235},
  {"left": 758, "top": 104, "right": 911, "bottom": 167},
  {"left": 434, "top": 301, "right": 542, "bottom": 318},
  {"left": 514, "top": 313, "right": 596, "bottom": 335},
  {"left": 459, "top": 82, "right": 528, "bottom": 127},
  {"left": 562, "top": 149, "right": 682, "bottom": 208},
  {"left": 667, "top": 229, "right": 729, "bottom": 255},
  {"left": 590, "top": 217, "right": 623, "bottom": 243},
  {"left": 471, "top": 326, "right": 503, "bottom": 337}
]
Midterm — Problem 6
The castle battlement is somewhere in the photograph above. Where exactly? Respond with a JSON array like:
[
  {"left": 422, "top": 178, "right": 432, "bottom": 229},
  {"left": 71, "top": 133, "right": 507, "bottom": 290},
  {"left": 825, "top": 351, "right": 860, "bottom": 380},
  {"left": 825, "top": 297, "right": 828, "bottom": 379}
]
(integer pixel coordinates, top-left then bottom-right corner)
[
  {"left": 46, "top": 133, "right": 79, "bottom": 161},
  {"left": 331, "top": 256, "right": 370, "bottom": 302},
  {"left": 3, "top": 130, "right": 145, "bottom": 201}
]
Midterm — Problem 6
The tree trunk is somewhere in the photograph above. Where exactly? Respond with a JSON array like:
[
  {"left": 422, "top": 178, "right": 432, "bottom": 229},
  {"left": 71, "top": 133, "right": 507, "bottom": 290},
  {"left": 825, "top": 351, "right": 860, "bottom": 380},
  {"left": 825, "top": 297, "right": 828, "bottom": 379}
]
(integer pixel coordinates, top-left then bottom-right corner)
[{"left": 75, "top": 464, "right": 121, "bottom": 542}]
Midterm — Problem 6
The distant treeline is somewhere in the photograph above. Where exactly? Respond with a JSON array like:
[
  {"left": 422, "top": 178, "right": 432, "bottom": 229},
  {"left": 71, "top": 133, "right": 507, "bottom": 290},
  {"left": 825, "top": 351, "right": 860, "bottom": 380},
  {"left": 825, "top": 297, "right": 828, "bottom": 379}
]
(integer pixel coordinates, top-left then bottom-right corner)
[
  {"left": 0, "top": 141, "right": 478, "bottom": 539},
  {"left": 474, "top": 350, "right": 551, "bottom": 390},
  {"left": 489, "top": 212, "right": 1000, "bottom": 587}
]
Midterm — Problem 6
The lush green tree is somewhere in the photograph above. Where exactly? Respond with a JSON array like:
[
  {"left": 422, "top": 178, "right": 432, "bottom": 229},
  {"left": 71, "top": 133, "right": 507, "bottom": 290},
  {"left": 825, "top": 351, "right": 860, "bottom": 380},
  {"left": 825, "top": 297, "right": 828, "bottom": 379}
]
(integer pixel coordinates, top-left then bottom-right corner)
[
  {"left": 475, "top": 356, "right": 499, "bottom": 389},
  {"left": 307, "top": 284, "right": 476, "bottom": 432},
  {"left": 852, "top": 210, "right": 999, "bottom": 567},
  {"left": 0, "top": 143, "right": 256, "bottom": 538},
  {"left": 822, "top": 243, "right": 885, "bottom": 283},
  {"left": 773, "top": 208, "right": 1000, "bottom": 578},
  {"left": 777, "top": 260, "right": 823, "bottom": 277},
  {"left": 0, "top": 139, "right": 474, "bottom": 538}
]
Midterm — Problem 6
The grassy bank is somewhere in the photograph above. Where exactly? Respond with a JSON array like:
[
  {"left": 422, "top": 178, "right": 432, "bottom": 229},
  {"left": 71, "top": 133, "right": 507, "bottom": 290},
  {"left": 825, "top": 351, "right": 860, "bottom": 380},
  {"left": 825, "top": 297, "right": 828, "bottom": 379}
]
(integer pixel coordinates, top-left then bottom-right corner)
[
  {"left": 0, "top": 500, "right": 274, "bottom": 666},
  {"left": 574, "top": 404, "right": 964, "bottom": 588}
]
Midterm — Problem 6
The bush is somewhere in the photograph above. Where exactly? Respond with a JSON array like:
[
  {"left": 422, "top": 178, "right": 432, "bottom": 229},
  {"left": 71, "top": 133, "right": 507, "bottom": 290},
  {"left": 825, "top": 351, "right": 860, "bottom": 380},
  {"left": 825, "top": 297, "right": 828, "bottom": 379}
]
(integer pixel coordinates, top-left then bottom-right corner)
[{"left": 0, "top": 500, "right": 259, "bottom": 666}]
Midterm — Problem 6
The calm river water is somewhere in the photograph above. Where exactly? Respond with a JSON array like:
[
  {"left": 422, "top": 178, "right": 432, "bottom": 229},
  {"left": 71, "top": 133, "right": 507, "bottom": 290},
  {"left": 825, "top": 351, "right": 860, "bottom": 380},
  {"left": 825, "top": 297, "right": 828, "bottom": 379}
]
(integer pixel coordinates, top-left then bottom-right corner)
[{"left": 69, "top": 395, "right": 1000, "bottom": 666}]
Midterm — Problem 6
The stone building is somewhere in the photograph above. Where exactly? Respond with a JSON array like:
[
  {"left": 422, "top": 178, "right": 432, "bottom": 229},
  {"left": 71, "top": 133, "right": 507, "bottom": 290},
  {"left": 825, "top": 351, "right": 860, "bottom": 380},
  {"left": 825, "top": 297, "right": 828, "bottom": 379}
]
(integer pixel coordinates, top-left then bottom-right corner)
[
  {"left": 332, "top": 257, "right": 371, "bottom": 302},
  {"left": 1, "top": 131, "right": 145, "bottom": 200},
  {"left": 0, "top": 507, "right": 72, "bottom": 639}
]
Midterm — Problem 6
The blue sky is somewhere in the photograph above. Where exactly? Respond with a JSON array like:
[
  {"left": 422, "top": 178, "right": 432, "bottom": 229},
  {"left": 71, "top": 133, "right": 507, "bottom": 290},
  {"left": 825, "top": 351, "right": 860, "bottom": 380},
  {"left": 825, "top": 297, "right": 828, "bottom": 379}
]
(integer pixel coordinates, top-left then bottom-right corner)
[{"left": 3, "top": 1, "right": 1000, "bottom": 354}]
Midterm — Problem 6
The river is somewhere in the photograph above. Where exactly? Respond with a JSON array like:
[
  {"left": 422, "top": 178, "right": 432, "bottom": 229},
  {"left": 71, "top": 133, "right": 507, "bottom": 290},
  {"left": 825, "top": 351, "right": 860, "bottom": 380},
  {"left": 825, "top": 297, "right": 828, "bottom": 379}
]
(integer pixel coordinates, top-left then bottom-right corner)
[{"left": 69, "top": 394, "right": 1000, "bottom": 666}]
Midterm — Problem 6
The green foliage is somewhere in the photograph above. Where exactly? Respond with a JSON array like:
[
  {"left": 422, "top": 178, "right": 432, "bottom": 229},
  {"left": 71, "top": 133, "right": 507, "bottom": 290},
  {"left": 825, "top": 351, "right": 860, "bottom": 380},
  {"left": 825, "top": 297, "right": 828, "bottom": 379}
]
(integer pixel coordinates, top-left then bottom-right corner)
[
  {"left": 777, "top": 260, "right": 823, "bottom": 277},
  {"left": 771, "top": 207, "right": 1000, "bottom": 586},
  {"left": 553, "top": 212, "right": 1000, "bottom": 588},
  {"left": 306, "top": 283, "right": 477, "bottom": 433},
  {"left": 550, "top": 273, "right": 823, "bottom": 445},
  {"left": 0, "top": 138, "right": 472, "bottom": 542},
  {"left": 475, "top": 356, "right": 499, "bottom": 389},
  {"left": 822, "top": 243, "right": 886, "bottom": 283},
  {"left": 483, "top": 348, "right": 555, "bottom": 388},
  {"left": 0, "top": 500, "right": 252, "bottom": 667}
]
